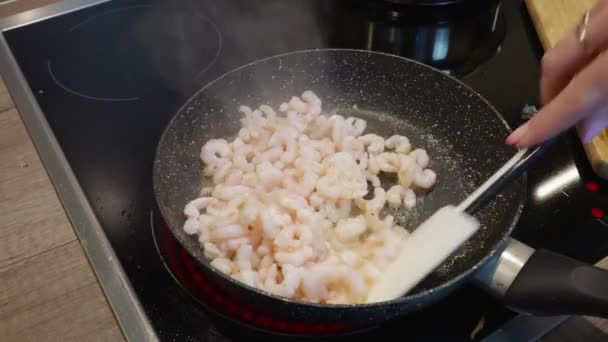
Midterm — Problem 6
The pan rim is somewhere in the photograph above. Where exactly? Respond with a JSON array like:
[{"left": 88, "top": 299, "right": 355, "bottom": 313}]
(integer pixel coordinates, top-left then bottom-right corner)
[{"left": 152, "top": 47, "right": 527, "bottom": 309}]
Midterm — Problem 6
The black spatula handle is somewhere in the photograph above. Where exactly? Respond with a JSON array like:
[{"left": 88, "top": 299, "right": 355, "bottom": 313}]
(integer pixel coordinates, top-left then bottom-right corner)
[{"left": 459, "top": 140, "right": 554, "bottom": 215}]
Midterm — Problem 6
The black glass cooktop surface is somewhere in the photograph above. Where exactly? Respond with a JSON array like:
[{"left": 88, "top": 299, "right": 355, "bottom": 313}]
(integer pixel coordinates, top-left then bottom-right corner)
[{"left": 4, "top": 0, "right": 608, "bottom": 341}]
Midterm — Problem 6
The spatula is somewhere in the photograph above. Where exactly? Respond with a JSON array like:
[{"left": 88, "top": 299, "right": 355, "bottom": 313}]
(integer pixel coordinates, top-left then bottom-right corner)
[{"left": 366, "top": 142, "right": 552, "bottom": 303}]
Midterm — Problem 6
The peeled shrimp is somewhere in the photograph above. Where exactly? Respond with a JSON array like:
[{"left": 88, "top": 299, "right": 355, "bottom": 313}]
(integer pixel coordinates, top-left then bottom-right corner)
[
  {"left": 414, "top": 168, "right": 437, "bottom": 189},
  {"left": 264, "top": 264, "right": 301, "bottom": 298},
  {"left": 410, "top": 148, "right": 430, "bottom": 169},
  {"left": 201, "top": 139, "right": 232, "bottom": 166},
  {"left": 183, "top": 90, "right": 437, "bottom": 305},
  {"left": 385, "top": 135, "right": 411, "bottom": 154},
  {"left": 184, "top": 197, "right": 214, "bottom": 218},
  {"left": 336, "top": 215, "right": 367, "bottom": 242},
  {"left": 398, "top": 154, "right": 417, "bottom": 189},
  {"left": 386, "top": 185, "right": 405, "bottom": 207},
  {"left": 376, "top": 152, "right": 400, "bottom": 173},
  {"left": 404, "top": 188, "right": 417, "bottom": 209},
  {"left": 316, "top": 152, "right": 368, "bottom": 200},
  {"left": 357, "top": 134, "right": 385, "bottom": 155}
]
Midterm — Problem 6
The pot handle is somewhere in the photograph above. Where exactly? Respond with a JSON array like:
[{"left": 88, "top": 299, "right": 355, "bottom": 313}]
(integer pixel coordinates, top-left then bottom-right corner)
[
  {"left": 503, "top": 248, "right": 608, "bottom": 317},
  {"left": 473, "top": 239, "right": 608, "bottom": 317}
]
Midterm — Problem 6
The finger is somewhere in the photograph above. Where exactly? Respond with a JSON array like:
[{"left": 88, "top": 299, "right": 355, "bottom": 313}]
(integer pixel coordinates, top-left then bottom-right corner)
[
  {"left": 540, "top": 2, "right": 608, "bottom": 105},
  {"left": 506, "top": 51, "right": 608, "bottom": 147},
  {"left": 577, "top": 104, "right": 608, "bottom": 144}
]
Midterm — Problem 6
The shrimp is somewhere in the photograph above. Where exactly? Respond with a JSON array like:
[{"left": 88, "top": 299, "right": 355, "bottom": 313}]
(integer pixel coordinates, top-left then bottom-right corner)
[
  {"left": 278, "top": 191, "right": 308, "bottom": 212},
  {"left": 211, "top": 258, "right": 233, "bottom": 274},
  {"left": 308, "top": 115, "right": 332, "bottom": 139},
  {"left": 367, "top": 153, "right": 380, "bottom": 175},
  {"left": 275, "top": 246, "right": 314, "bottom": 266},
  {"left": 365, "top": 187, "right": 387, "bottom": 214},
  {"left": 287, "top": 111, "right": 309, "bottom": 132},
  {"left": 239, "top": 106, "right": 266, "bottom": 138},
  {"left": 357, "top": 134, "right": 384, "bottom": 155},
  {"left": 367, "top": 173, "right": 381, "bottom": 187},
  {"left": 256, "top": 161, "right": 284, "bottom": 191},
  {"left": 224, "top": 169, "right": 243, "bottom": 186},
  {"left": 291, "top": 172, "right": 319, "bottom": 197},
  {"left": 259, "top": 104, "right": 277, "bottom": 121},
  {"left": 328, "top": 115, "right": 351, "bottom": 149},
  {"left": 197, "top": 214, "right": 213, "bottom": 243},
  {"left": 212, "top": 184, "right": 250, "bottom": 201},
  {"left": 257, "top": 243, "right": 272, "bottom": 258},
  {"left": 211, "top": 161, "right": 233, "bottom": 185},
  {"left": 183, "top": 90, "right": 439, "bottom": 304},
  {"left": 386, "top": 185, "right": 405, "bottom": 207},
  {"left": 236, "top": 270, "right": 260, "bottom": 288},
  {"left": 335, "top": 215, "right": 366, "bottom": 242},
  {"left": 340, "top": 250, "right": 360, "bottom": 267},
  {"left": 268, "top": 127, "right": 298, "bottom": 163},
  {"left": 260, "top": 205, "right": 292, "bottom": 239},
  {"left": 264, "top": 264, "right": 301, "bottom": 298},
  {"left": 203, "top": 242, "right": 224, "bottom": 259},
  {"left": 235, "top": 244, "right": 253, "bottom": 271},
  {"left": 302, "top": 90, "right": 321, "bottom": 106},
  {"left": 240, "top": 199, "right": 258, "bottom": 225},
  {"left": 222, "top": 237, "right": 251, "bottom": 253},
  {"left": 414, "top": 169, "right": 437, "bottom": 189},
  {"left": 385, "top": 135, "right": 411, "bottom": 154},
  {"left": 316, "top": 152, "right": 368, "bottom": 200},
  {"left": 184, "top": 197, "right": 214, "bottom": 218},
  {"left": 288, "top": 95, "right": 309, "bottom": 113},
  {"left": 341, "top": 136, "right": 365, "bottom": 157},
  {"left": 211, "top": 224, "right": 248, "bottom": 241},
  {"left": 301, "top": 263, "right": 334, "bottom": 302},
  {"left": 200, "top": 139, "right": 232, "bottom": 166},
  {"left": 410, "top": 148, "right": 430, "bottom": 169},
  {"left": 309, "top": 138, "right": 335, "bottom": 158},
  {"left": 274, "top": 224, "right": 314, "bottom": 250},
  {"left": 183, "top": 218, "right": 199, "bottom": 235},
  {"left": 298, "top": 143, "right": 322, "bottom": 164},
  {"left": 376, "top": 152, "right": 400, "bottom": 173},
  {"left": 232, "top": 144, "right": 256, "bottom": 172},
  {"left": 323, "top": 199, "right": 352, "bottom": 223},
  {"left": 344, "top": 117, "right": 367, "bottom": 138},
  {"left": 293, "top": 157, "right": 323, "bottom": 175},
  {"left": 238, "top": 127, "right": 251, "bottom": 143},
  {"left": 364, "top": 211, "right": 394, "bottom": 232},
  {"left": 398, "top": 154, "right": 417, "bottom": 189},
  {"left": 404, "top": 188, "right": 417, "bottom": 209},
  {"left": 241, "top": 172, "right": 258, "bottom": 187}
]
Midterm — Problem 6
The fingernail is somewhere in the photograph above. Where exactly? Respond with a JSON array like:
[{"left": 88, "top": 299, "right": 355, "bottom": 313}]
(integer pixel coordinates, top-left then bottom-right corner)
[{"left": 505, "top": 123, "right": 529, "bottom": 145}]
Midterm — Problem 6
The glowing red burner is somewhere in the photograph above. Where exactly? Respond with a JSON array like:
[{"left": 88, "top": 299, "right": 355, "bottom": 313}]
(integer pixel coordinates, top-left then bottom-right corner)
[
  {"left": 586, "top": 181, "right": 600, "bottom": 192},
  {"left": 591, "top": 208, "right": 605, "bottom": 219},
  {"left": 152, "top": 211, "right": 367, "bottom": 337}
]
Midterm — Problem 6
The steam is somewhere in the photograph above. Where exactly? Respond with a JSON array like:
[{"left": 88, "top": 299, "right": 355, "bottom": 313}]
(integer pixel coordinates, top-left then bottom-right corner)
[{"left": 129, "top": 0, "right": 329, "bottom": 101}]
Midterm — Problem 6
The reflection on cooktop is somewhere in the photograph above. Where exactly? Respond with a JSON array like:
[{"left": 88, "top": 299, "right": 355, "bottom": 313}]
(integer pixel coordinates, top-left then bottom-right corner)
[
  {"left": 332, "top": 0, "right": 505, "bottom": 77},
  {"left": 47, "top": 3, "right": 222, "bottom": 102}
]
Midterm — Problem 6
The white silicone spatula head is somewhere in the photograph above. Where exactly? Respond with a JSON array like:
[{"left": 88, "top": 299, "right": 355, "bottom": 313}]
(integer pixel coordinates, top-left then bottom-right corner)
[
  {"left": 366, "top": 145, "right": 549, "bottom": 303},
  {"left": 366, "top": 205, "right": 480, "bottom": 303}
]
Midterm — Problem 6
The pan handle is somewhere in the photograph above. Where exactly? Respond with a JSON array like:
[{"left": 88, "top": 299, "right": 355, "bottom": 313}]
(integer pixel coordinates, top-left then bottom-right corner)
[{"left": 473, "top": 239, "right": 608, "bottom": 317}]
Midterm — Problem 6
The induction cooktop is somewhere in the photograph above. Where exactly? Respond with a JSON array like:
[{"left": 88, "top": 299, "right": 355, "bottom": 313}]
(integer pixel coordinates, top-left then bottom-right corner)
[{"left": 1, "top": 0, "right": 607, "bottom": 341}]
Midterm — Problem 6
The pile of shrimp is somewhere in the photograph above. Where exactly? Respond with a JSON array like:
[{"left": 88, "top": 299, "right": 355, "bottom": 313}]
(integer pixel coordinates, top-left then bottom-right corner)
[{"left": 182, "top": 90, "right": 437, "bottom": 304}]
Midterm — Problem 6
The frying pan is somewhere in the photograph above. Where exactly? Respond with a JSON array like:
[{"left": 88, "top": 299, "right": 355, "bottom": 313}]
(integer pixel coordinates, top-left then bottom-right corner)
[{"left": 153, "top": 49, "right": 608, "bottom": 328}]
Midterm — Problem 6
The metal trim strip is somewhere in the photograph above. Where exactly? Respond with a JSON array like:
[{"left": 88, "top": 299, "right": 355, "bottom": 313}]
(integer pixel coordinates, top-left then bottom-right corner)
[{"left": 0, "top": 0, "right": 110, "bottom": 31}]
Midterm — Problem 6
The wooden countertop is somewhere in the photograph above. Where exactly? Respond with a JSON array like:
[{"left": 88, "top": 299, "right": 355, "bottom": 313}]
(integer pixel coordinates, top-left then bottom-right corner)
[{"left": 0, "top": 1, "right": 606, "bottom": 341}]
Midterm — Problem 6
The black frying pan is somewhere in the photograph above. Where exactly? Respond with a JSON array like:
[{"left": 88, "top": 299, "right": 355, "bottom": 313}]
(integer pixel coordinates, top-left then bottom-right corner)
[{"left": 153, "top": 49, "right": 608, "bottom": 329}]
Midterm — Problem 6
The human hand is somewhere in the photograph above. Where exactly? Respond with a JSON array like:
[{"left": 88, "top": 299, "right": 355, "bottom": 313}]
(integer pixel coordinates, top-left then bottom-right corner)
[{"left": 506, "top": 1, "right": 608, "bottom": 147}]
